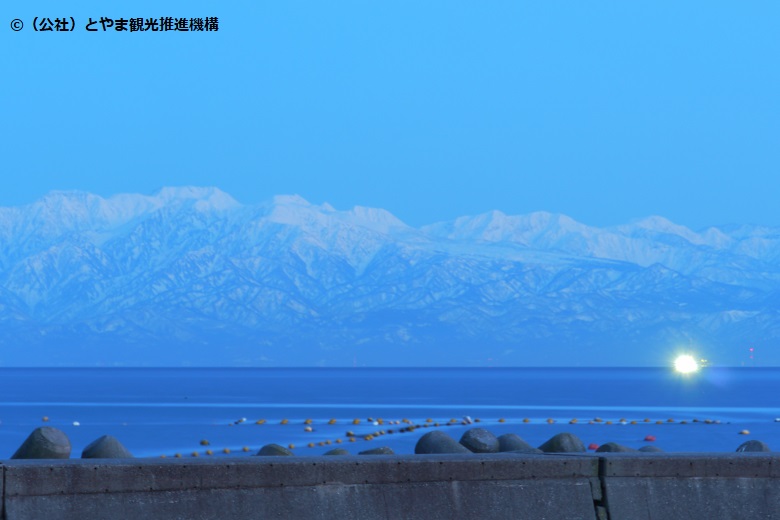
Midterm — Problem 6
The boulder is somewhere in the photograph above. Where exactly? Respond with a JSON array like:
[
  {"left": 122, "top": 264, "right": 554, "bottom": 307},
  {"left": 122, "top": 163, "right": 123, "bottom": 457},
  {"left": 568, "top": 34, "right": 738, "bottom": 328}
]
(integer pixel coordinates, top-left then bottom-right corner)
[
  {"left": 459, "top": 428, "right": 499, "bottom": 453},
  {"left": 11, "top": 427, "right": 71, "bottom": 459},
  {"left": 736, "top": 440, "right": 771, "bottom": 452},
  {"left": 595, "top": 442, "right": 636, "bottom": 453},
  {"left": 323, "top": 448, "right": 351, "bottom": 456},
  {"left": 81, "top": 435, "right": 133, "bottom": 458},
  {"left": 256, "top": 443, "right": 294, "bottom": 456},
  {"left": 498, "top": 433, "right": 536, "bottom": 452},
  {"left": 359, "top": 446, "right": 395, "bottom": 455},
  {"left": 415, "top": 431, "right": 471, "bottom": 454},
  {"left": 538, "top": 432, "right": 585, "bottom": 453}
]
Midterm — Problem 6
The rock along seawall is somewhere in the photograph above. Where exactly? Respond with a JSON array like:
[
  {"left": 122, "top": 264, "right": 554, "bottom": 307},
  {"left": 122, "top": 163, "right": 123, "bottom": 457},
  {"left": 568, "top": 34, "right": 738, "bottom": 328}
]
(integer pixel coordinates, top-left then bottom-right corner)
[{"left": 1, "top": 453, "right": 779, "bottom": 519}]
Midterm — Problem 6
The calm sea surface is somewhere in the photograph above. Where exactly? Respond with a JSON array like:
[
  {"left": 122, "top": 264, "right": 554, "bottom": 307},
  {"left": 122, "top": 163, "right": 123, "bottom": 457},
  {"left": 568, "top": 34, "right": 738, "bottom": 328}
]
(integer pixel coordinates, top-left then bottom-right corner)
[{"left": 0, "top": 367, "right": 778, "bottom": 457}]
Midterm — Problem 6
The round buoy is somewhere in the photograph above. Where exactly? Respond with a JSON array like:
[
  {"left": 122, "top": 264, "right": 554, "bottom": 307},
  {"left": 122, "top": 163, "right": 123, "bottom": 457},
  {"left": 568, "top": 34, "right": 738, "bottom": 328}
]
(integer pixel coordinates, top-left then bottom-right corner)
[
  {"left": 200, "top": 439, "right": 210, "bottom": 446},
  {"left": 280, "top": 419, "right": 289, "bottom": 425},
  {"left": 288, "top": 444, "right": 295, "bottom": 450},
  {"left": 191, "top": 452, "right": 199, "bottom": 457},
  {"left": 498, "top": 418, "right": 506, "bottom": 423},
  {"left": 223, "top": 448, "right": 231, "bottom": 454},
  {"left": 42, "top": 416, "right": 49, "bottom": 422},
  {"left": 304, "top": 419, "right": 313, "bottom": 425},
  {"left": 739, "top": 430, "right": 750, "bottom": 435},
  {"left": 523, "top": 418, "right": 530, "bottom": 423},
  {"left": 328, "top": 418, "right": 337, "bottom": 425},
  {"left": 205, "top": 449, "right": 213, "bottom": 456},
  {"left": 256, "top": 419, "right": 266, "bottom": 425},
  {"left": 569, "top": 419, "right": 577, "bottom": 424},
  {"left": 174, "top": 453, "right": 182, "bottom": 458},
  {"left": 644, "top": 435, "right": 656, "bottom": 442},
  {"left": 588, "top": 443, "right": 599, "bottom": 450},
  {"left": 547, "top": 418, "right": 555, "bottom": 424},
  {"left": 72, "top": 421, "right": 80, "bottom": 426},
  {"left": 242, "top": 446, "right": 250, "bottom": 452},
  {"left": 304, "top": 426, "right": 313, "bottom": 432},
  {"left": 353, "top": 419, "right": 361, "bottom": 425}
]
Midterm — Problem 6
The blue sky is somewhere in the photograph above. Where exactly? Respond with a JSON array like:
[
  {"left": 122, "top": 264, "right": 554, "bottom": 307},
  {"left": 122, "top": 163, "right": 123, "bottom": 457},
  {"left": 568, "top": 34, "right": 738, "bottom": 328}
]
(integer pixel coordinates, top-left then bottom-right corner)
[{"left": 2, "top": 1, "right": 778, "bottom": 229}]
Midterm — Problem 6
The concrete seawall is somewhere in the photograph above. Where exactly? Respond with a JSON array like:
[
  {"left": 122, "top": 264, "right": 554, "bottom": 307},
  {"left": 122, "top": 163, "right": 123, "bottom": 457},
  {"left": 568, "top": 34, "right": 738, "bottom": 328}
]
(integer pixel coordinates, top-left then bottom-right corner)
[{"left": 0, "top": 453, "right": 778, "bottom": 519}]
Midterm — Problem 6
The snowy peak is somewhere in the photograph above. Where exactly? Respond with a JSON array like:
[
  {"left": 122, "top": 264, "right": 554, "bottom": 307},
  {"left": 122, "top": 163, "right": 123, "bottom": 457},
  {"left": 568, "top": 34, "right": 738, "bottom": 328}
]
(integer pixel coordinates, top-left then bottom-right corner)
[
  {"left": 263, "top": 195, "right": 409, "bottom": 234},
  {"left": 151, "top": 186, "right": 241, "bottom": 212},
  {"left": 422, "top": 210, "right": 594, "bottom": 247},
  {"left": 347, "top": 206, "right": 408, "bottom": 233}
]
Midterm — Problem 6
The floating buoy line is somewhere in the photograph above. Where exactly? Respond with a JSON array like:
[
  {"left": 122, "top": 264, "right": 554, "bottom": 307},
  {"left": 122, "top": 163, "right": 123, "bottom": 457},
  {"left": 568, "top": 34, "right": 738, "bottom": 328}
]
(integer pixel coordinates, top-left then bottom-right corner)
[{"left": 156, "top": 413, "right": 748, "bottom": 458}]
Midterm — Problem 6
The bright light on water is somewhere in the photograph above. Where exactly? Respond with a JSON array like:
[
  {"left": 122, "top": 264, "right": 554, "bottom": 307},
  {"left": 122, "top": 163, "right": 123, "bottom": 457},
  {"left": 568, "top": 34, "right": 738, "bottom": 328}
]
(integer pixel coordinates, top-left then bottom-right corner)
[{"left": 674, "top": 355, "right": 699, "bottom": 374}]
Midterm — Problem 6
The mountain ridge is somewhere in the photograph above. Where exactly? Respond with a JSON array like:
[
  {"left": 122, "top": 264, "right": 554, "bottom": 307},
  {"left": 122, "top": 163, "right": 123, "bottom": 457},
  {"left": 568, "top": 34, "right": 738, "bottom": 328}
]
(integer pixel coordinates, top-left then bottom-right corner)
[{"left": 1, "top": 187, "right": 778, "bottom": 367}]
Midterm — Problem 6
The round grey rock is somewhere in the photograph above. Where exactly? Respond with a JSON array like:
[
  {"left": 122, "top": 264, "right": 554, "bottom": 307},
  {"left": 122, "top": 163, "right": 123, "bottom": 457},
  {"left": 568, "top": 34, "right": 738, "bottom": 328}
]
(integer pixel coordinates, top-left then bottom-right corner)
[
  {"left": 595, "top": 442, "right": 636, "bottom": 453},
  {"left": 538, "top": 432, "right": 585, "bottom": 453},
  {"left": 359, "top": 446, "right": 395, "bottom": 455},
  {"left": 736, "top": 440, "right": 771, "bottom": 452},
  {"left": 459, "top": 428, "right": 499, "bottom": 453},
  {"left": 256, "top": 443, "right": 294, "bottom": 456},
  {"left": 498, "top": 433, "right": 536, "bottom": 452},
  {"left": 12, "top": 427, "right": 71, "bottom": 459},
  {"left": 81, "top": 435, "right": 133, "bottom": 459},
  {"left": 323, "top": 448, "right": 351, "bottom": 456},
  {"left": 415, "top": 431, "right": 471, "bottom": 454},
  {"left": 638, "top": 445, "right": 664, "bottom": 453}
]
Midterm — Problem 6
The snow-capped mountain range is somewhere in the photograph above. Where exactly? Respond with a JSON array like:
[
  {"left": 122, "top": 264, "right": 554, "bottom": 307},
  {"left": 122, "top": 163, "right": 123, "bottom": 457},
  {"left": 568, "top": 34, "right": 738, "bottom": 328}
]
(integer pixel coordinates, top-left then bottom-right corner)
[{"left": 1, "top": 187, "right": 778, "bottom": 366}]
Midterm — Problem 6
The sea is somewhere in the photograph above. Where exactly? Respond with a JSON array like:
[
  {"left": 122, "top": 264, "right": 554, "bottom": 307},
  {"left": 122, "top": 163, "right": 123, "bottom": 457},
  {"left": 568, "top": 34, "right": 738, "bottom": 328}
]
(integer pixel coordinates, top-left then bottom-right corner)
[{"left": 0, "top": 367, "right": 778, "bottom": 458}]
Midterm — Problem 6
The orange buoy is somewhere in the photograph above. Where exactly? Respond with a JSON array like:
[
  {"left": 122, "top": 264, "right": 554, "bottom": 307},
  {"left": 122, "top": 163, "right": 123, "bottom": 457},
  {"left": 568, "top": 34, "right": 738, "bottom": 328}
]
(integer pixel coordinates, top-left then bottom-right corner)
[
  {"left": 644, "top": 435, "right": 656, "bottom": 442},
  {"left": 588, "top": 443, "right": 599, "bottom": 450}
]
